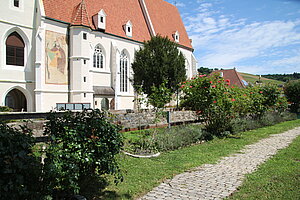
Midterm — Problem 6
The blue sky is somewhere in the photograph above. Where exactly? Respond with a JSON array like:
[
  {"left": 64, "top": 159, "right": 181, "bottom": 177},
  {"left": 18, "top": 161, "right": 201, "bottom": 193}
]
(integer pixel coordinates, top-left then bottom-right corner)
[{"left": 166, "top": 0, "right": 300, "bottom": 75}]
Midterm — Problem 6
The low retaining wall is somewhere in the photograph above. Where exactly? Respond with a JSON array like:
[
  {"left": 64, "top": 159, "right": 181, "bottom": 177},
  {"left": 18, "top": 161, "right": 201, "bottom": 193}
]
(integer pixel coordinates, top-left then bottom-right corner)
[
  {"left": 2, "top": 110, "right": 198, "bottom": 136},
  {"left": 111, "top": 110, "right": 198, "bottom": 131}
]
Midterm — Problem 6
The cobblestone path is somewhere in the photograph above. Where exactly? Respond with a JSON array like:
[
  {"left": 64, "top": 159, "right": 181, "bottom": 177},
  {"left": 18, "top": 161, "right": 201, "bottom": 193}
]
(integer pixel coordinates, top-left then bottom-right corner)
[{"left": 139, "top": 127, "right": 300, "bottom": 200}]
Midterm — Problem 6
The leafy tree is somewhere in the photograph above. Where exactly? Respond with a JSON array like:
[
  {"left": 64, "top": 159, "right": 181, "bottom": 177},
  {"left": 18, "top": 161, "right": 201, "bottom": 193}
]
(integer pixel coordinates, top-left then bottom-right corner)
[
  {"left": 284, "top": 80, "right": 300, "bottom": 112},
  {"left": 197, "top": 67, "right": 213, "bottom": 75},
  {"left": 132, "top": 35, "right": 186, "bottom": 97}
]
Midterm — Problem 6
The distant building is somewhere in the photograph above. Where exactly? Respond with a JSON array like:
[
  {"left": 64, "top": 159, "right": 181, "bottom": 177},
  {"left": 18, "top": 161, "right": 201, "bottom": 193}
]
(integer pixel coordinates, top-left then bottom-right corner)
[
  {"left": 0, "top": 0, "right": 197, "bottom": 112},
  {"left": 211, "top": 69, "right": 248, "bottom": 88}
]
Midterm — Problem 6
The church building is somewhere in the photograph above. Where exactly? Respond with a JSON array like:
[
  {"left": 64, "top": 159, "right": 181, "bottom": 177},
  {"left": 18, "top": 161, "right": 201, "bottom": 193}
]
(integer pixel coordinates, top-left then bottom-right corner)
[{"left": 0, "top": 0, "right": 197, "bottom": 112}]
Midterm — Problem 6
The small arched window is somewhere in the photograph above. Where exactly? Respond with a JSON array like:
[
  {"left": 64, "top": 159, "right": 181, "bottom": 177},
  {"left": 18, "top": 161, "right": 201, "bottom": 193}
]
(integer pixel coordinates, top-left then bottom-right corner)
[
  {"left": 6, "top": 32, "right": 25, "bottom": 66},
  {"left": 120, "top": 51, "right": 129, "bottom": 93},
  {"left": 93, "top": 44, "right": 104, "bottom": 69}
]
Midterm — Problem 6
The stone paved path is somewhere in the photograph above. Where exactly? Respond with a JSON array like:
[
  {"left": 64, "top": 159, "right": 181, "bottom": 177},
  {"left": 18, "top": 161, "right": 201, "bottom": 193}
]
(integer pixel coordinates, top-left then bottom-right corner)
[{"left": 139, "top": 127, "right": 300, "bottom": 200}]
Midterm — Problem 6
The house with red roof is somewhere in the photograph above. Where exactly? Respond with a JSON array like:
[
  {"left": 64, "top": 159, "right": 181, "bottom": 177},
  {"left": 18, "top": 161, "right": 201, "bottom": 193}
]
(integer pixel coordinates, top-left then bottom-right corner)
[
  {"left": 0, "top": 0, "right": 197, "bottom": 112},
  {"left": 211, "top": 69, "right": 248, "bottom": 88}
]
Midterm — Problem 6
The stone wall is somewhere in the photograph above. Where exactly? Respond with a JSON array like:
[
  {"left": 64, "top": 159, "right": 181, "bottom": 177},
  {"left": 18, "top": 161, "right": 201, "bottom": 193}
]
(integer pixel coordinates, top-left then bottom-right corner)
[
  {"left": 111, "top": 110, "right": 198, "bottom": 131},
  {"left": 4, "top": 110, "right": 198, "bottom": 136}
]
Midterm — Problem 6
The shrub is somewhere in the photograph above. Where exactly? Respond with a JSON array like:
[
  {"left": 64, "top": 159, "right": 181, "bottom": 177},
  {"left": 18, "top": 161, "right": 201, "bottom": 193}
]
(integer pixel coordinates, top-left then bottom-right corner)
[
  {"left": 0, "top": 106, "right": 13, "bottom": 112},
  {"left": 154, "top": 125, "right": 205, "bottom": 151},
  {"left": 124, "top": 125, "right": 205, "bottom": 153},
  {"left": 42, "top": 109, "right": 123, "bottom": 198},
  {"left": 180, "top": 74, "right": 235, "bottom": 137},
  {"left": 231, "top": 111, "right": 296, "bottom": 133},
  {"left": 0, "top": 122, "right": 42, "bottom": 199},
  {"left": 284, "top": 80, "right": 300, "bottom": 113}
]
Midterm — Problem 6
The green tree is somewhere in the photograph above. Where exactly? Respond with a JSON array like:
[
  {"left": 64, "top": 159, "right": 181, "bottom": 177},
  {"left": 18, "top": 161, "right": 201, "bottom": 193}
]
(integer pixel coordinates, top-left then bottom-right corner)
[
  {"left": 132, "top": 35, "right": 186, "bottom": 97},
  {"left": 197, "top": 67, "right": 214, "bottom": 75},
  {"left": 284, "top": 80, "right": 300, "bottom": 112}
]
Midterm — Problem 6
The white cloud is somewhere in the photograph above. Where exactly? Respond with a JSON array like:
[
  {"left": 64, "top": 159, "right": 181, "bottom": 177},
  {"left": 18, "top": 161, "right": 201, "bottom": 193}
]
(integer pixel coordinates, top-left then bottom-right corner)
[
  {"left": 175, "top": 2, "right": 185, "bottom": 7},
  {"left": 271, "top": 54, "right": 300, "bottom": 66},
  {"left": 185, "top": 3, "right": 300, "bottom": 74}
]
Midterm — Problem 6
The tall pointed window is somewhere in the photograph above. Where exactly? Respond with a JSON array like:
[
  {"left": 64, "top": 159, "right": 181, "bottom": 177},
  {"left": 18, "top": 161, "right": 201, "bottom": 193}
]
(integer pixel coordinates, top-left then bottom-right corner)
[
  {"left": 120, "top": 51, "right": 129, "bottom": 93},
  {"left": 6, "top": 32, "right": 25, "bottom": 66},
  {"left": 93, "top": 44, "right": 104, "bottom": 69}
]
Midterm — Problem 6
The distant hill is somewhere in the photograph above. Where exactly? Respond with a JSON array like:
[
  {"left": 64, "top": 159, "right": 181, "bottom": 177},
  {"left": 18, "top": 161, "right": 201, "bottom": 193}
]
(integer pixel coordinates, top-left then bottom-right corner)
[
  {"left": 261, "top": 73, "right": 300, "bottom": 82},
  {"left": 240, "top": 73, "right": 284, "bottom": 85}
]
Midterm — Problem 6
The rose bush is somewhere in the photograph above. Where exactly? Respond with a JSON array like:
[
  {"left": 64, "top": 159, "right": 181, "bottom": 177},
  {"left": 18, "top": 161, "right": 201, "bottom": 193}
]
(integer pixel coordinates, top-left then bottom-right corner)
[{"left": 181, "top": 74, "right": 287, "bottom": 137}]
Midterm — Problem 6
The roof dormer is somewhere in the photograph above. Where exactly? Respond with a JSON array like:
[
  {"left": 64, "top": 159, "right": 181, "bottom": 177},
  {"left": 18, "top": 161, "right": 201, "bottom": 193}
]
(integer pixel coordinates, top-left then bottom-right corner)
[
  {"left": 173, "top": 31, "right": 180, "bottom": 43},
  {"left": 93, "top": 9, "right": 107, "bottom": 31},
  {"left": 124, "top": 20, "right": 132, "bottom": 37}
]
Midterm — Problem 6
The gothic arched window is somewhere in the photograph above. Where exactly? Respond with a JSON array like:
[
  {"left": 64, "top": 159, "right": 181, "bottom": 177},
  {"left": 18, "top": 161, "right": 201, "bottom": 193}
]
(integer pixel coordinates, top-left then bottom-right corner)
[
  {"left": 93, "top": 44, "right": 104, "bottom": 69},
  {"left": 120, "top": 51, "right": 129, "bottom": 93},
  {"left": 6, "top": 32, "right": 25, "bottom": 66}
]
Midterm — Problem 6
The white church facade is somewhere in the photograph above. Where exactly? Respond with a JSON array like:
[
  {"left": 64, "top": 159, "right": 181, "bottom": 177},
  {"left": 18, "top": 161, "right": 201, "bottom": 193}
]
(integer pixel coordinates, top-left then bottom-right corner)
[{"left": 0, "top": 0, "right": 197, "bottom": 112}]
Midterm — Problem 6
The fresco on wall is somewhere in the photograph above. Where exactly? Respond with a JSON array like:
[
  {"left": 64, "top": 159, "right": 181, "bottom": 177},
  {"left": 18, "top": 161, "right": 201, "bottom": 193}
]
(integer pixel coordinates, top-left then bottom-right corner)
[{"left": 45, "top": 30, "right": 68, "bottom": 84}]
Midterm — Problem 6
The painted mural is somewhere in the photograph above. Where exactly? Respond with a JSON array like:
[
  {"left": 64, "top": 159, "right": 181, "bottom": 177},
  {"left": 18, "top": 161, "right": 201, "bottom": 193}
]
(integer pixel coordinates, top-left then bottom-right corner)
[{"left": 45, "top": 31, "right": 68, "bottom": 84}]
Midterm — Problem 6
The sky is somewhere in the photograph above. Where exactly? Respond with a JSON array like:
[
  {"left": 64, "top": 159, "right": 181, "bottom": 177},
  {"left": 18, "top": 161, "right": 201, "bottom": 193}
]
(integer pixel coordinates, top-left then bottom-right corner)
[{"left": 166, "top": 0, "right": 300, "bottom": 75}]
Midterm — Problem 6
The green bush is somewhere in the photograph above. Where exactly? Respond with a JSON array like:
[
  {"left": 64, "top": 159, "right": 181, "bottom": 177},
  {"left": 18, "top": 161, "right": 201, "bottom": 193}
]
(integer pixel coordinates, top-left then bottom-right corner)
[
  {"left": 42, "top": 109, "right": 123, "bottom": 198},
  {"left": 0, "top": 122, "right": 42, "bottom": 199},
  {"left": 124, "top": 125, "right": 205, "bottom": 153},
  {"left": 180, "top": 74, "right": 288, "bottom": 136},
  {"left": 231, "top": 111, "right": 296, "bottom": 133},
  {"left": 284, "top": 80, "right": 300, "bottom": 113},
  {"left": 0, "top": 106, "right": 13, "bottom": 112},
  {"left": 180, "top": 74, "right": 237, "bottom": 137},
  {"left": 154, "top": 125, "right": 205, "bottom": 151}
]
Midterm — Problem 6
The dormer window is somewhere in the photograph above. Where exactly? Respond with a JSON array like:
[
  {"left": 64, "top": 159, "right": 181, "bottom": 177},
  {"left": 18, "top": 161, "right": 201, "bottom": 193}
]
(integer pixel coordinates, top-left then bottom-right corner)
[
  {"left": 93, "top": 9, "right": 107, "bottom": 31},
  {"left": 173, "top": 31, "right": 180, "bottom": 43},
  {"left": 14, "top": 0, "right": 19, "bottom": 7},
  {"left": 125, "top": 20, "right": 132, "bottom": 37}
]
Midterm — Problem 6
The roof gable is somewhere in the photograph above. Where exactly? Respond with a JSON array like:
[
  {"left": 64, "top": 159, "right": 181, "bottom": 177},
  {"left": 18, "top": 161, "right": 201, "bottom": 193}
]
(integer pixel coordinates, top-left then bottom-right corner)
[
  {"left": 71, "top": 0, "right": 91, "bottom": 27},
  {"left": 212, "top": 69, "right": 247, "bottom": 88},
  {"left": 143, "top": 0, "right": 193, "bottom": 49}
]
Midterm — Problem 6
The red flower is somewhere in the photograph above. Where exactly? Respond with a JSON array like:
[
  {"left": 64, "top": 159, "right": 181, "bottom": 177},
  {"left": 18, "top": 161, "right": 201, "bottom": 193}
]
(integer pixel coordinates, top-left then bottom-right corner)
[
  {"left": 232, "top": 86, "right": 235, "bottom": 88},
  {"left": 213, "top": 100, "right": 217, "bottom": 103},
  {"left": 196, "top": 110, "right": 202, "bottom": 114},
  {"left": 226, "top": 83, "right": 230, "bottom": 86},
  {"left": 218, "top": 81, "right": 221, "bottom": 83},
  {"left": 212, "top": 85, "right": 216, "bottom": 88},
  {"left": 180, "top": 85, "right": 185, "bottom": 88},
  {"left": 243, "top": 94, "right": 247, "bottom": 96},
  {"left": 250, "top": 92, "right": 253, "bottom": 94},
  {"left": 190, "top": 86, "right": 193, "bottom": 88},
  {"left": 260, "top": 91, "right": 263, "bottom": 93},
  {"left": 226, "top": 79, "right": 230, "bottom": 83},
  {"left": 231, "top": 99, "right": 236, "bottom": 101},
  {"left": 209, "top": 81, "right": 213, "bottom": 84}
]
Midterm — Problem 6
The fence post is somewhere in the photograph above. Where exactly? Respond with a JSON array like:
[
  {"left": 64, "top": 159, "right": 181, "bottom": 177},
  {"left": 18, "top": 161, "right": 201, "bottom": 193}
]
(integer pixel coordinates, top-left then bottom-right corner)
[{"left": 167, "top": 111, "right": 171, "bottom": 129}]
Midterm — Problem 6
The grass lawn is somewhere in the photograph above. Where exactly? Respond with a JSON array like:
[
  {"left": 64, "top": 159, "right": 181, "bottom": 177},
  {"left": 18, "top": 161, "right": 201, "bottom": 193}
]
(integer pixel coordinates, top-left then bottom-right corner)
[
  {"left": 240, "top": 72, "right": 284, "bottom": 85},
  {"left": 100, "top": 119, "right": 300, "bottom": 200},
  {"left": 228, "top": 135, "right": 300, "bottom": 200}
]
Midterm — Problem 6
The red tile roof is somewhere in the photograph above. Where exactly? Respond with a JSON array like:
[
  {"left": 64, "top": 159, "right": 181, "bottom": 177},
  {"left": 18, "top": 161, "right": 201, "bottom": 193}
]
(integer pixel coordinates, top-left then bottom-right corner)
[
  {"left": 71, "top": 0, "right": 91, "bottom": 27},
  {"left": 144, "top": 0, "right": 193, "bottom": 49},
  {"left": 212, "top": 69, "right": 247, "bottom": 88},
  {"left": 42, "top": 0, "right": 193, "bottom": 49}
]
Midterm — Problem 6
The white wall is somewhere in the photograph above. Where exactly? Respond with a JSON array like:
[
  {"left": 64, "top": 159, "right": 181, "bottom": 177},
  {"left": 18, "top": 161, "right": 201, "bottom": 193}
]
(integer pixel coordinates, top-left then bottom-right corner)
[{"left": 0, "top": 0, "right": 37, "bottom": 111}]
